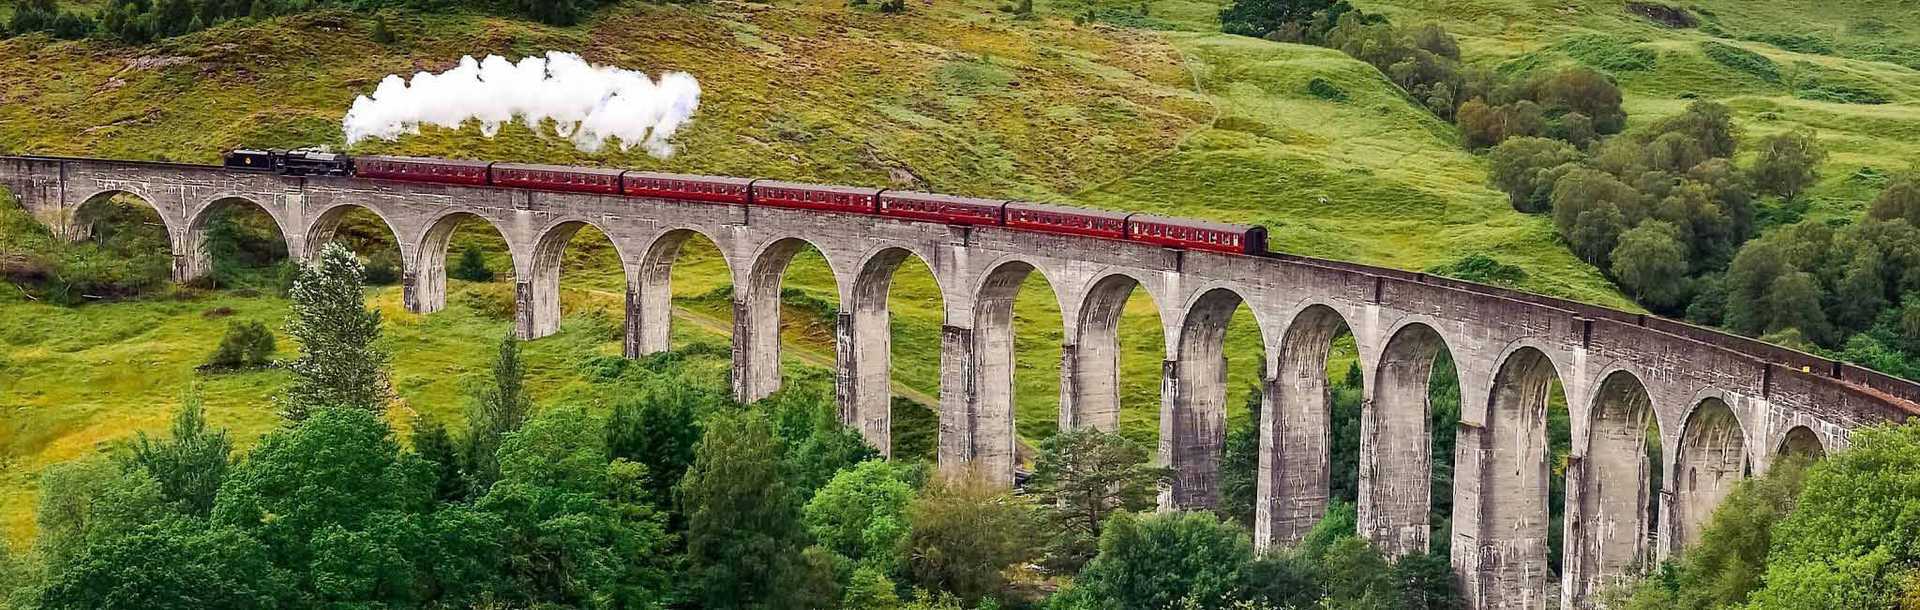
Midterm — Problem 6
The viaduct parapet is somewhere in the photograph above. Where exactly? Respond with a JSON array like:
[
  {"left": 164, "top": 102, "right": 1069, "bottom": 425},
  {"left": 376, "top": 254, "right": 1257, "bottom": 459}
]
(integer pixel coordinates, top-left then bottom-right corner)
[{"left": 5, "top": 155, "right": 1915, "bottom": 609}]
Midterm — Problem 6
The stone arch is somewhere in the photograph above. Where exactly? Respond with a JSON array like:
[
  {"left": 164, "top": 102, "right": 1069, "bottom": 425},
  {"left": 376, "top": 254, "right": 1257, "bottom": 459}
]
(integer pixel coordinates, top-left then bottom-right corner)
[
  {"left": 72, "top": 189, "right": 186, "bottom": 280},
  {"left": 1672, "top": 396, "right": 1749, "bottom": 551},
  {"left": 1258, "top": 302, "right": 1356, "bottom": 548},
  {"left": 1064, "top": 272, "right": 1165, "bottom": 433},
  {"left": 409, "top": 211, "right": 514, "bottom": 315},
  {"left": 1777, "top": 425, "right": 1825, "bottom": 460},
  {"left": 304, "top": 203, "right": 406, "bottom": 266},
  {"left": 524, "top": 219, "right": 628, "bottom": 340},
  {"left": 845, "top": 245, "right": 946, "bottom": 456},
  {"left": 967, "top": 257, "right": 1064, "bottom": 487},
  {"left": 736, "top": 236, "right": 844, "bottom": 403},
  {"left": 1473, "top": 345, "right": 1568, "bottom": 609},
  {"left": 632, "top": 227, "right": 731, "bottom": 358},
  {"left": 184, "top": 196, "right": 294, "bottom": 285},
  {"left": 1361, "top": 320, "right": 1458, "bottom": 558},
  {"left": 1567, "top": 368, "right": 1660, "bottom": 607},
  {"left": 1167, "top": 285, "right": 1272, "bottom": 510}
]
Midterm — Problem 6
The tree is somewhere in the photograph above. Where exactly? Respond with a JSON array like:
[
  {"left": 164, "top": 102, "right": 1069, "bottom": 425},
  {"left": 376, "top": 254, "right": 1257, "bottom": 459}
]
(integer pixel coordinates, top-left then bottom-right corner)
[
  {"left": 1029, "top": 428, "right": 1169, "bottom": 549},
  {"left": 1532, "top": 66, "right": 1626, "bottom": 135},
  {"left": 449, "top": 245, "right": 493, "bottom": 282},
  {"left": 1552, "top": 168, "right": 1644, "bottom": 265},
  {"left": 465, "top": 333, "right": 531, "bottom": 494},
  {"left": 1218, "top": 387, "right": 1264, "bottom": 529},
  {"left": 1612, "top": 456, "right": 1810, "bottom": 610},
  {"left": 124, "top": 396, "right": 232, "bottom": 517},
  {"left": 1867, "top": 173, "right": 1920, "bottom": 225},
  {"left": 479, "top": 408, "right": 672, "bottom": 608},
  {"left": 803, "top": 460, "right": 915, "bottom": 572},
  {"left": 843, "top": 566, "right": 903, "bottom": 610},
  {"left": 902, "top": 472, "right": 1040, "bottom": 604},
  {"left": 369, "top": 14, "right": 395, "bottom": 44},
  {"left": 37, "top": 519, "right": 291, "bottom": 610},
  {"left": 1765, "top": 270, "right": 1833, "bottom": 345},
  {"left": 411, "top": 417, "right": 466, "bottom": 503},
  {"left": 607, "top": 384, "right": 710, "bottom": 504},
  {"left": 281, "top": 242, "right": 390, "bottom": 420},
  {"left": 1217, "top": 0, "right": 1339, "bottom": 39},
  {"left": 1744, "top": 425, "right": 1920, "bottom": 609},
  {"left": 1748, "top": 130, "right": 1826, "bottom": 200},
  {"left": 1069, "top": 511, "right": 1258, "bottom": 610},
  {"left": 1611, "top": 221, "right": 1691, "bottom": 312},
  {"left": 765, "top": 385, "right": 880, "bottom": 498},
  {"left": 205, "top": 320, "right": 276, "bottom": 370},
  {"left": 677, "top": 410, "right": 804, "bottom": 609},
  {"left": 212, "top": 408, "right": 435, "bottom": 600},
  {"left": 34, "top": 460, "right": 170, "bottom": 571},
  {"left": 1488, "top": 137, "right": 1585, "bottom": 213}
]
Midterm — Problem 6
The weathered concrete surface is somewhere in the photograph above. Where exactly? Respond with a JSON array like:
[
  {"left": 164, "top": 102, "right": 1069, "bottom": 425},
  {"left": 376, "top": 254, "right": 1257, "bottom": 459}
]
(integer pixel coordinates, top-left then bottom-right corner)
[{"left": 5, "top": 155, "right": 1918, "bottom": 609}]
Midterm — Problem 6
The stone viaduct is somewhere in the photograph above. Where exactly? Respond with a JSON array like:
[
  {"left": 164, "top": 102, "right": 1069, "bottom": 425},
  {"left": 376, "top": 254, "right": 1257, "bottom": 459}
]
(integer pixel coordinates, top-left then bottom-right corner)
[{"left": 4, "top": 155, "right": 1916, "bottom": 609}]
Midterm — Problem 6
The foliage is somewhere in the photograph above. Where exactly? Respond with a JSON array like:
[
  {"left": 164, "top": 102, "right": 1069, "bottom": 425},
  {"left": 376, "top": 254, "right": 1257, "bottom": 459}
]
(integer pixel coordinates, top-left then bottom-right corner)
[
  {"left": 1217, "top": 0, "right": 1346, "bottom": 42},
  {"left": 6, "top": 0, "right": 94, "bottom": 39},
  {"left": 464, "top": 334, "right": 532, "bottom": 494},
  {"left": 32, "top": 460, "right": 170, "bottom": 571},
  {"left": 197, "top": 204, "right": 289, "bottom": 291},
  {"left": 607, "top": 383, "right": 713, "bottom": 504},
  {"left": 411, "top": 416, "right": 466, "bottom": 503},
  {"left": 804, "top": 460, "right": 916, "bottom": 572},
  {"left": 210, "top": 408, "right": 443, "bottom": 606},
  {"left": 123, "top": 396, "right": 232, "bottom": 517},
  {"left": 1488, "top": 137, "right": 1584, "bottom": 213},
  {"left": 1744, "top": 425, "right": 1920, "bottom": 608},
  {"left": 1426, "top": 254, "right": 1528, "bottom": 288},
  {"left": 1028, "top": 428, "right": 1169, "bottom": 571},
  {"left": 1067, "top": 511, "right": 1258, "bottom": 609},
  {"left": 204, "top": 320, "right": 276, "bottom": 370},
  {"left": 1700, "top": 41, "right": 1780, "bottom": 82},
  {"left": 1867, "top": 173, "right": 1920, "bottom": 225},
  {"left": 1747, "top": 130, "right": 1827, "bottom": 200},
  {"left": 479, "top": 407, "right": 674, "bottom": 608},
  {"left": 676, "top": 409, "right": 805, "bottom": 609},
  {"left": 1611, "top": 221, "right": 1691, "bottom": 312},
  {"left": 1610, "top": 457, "right": 1811, "bottom": 610},
  {"left": 281, "top": 242, "right": 390, "bottom": 420},
  {"left": 449, "top": 245, "right": 495, "bottom": 283},
  {"left": 36, "top": 518, "right": 290, "bottom": 610},
  {"left": 1217, "top": 387, "right": 1263, "bottom": 529},
  {"left": 902, "top": 473, "right": 1040, "bottom": 604},
  {"left": 765, "top": 382, "right": 881, "bottom": 499}
]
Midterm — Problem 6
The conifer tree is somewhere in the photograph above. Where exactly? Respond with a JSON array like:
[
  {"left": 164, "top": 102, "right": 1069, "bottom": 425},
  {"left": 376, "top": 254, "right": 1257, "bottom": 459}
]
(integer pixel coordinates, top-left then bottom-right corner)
[
  {"left": 281, "top": 243, "right": 390, "bottom": 420},
  {"left": 465, "top": 333, "right": 530, "bottom": 494}
]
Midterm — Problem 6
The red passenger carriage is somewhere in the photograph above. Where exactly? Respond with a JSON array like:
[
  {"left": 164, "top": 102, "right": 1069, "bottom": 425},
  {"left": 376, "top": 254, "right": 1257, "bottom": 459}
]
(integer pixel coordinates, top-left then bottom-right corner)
[
  {"left": 1126, "top": 214, "right": 1268, "bottom": 255},
  {"left": 753, "top": 181, "right": 882, "bottom": 214},
  {"left": 355, "top": 155, "right": 492, "bottom": 186},
  {"left": 492, "top": 163, "right": 623, "bottom": 195},
  {"left": 623, "top": 172, "right": 754, "bottom": 204},
  {"left": 1003, "top": 202, "right": 1130, "bottom": 240},
  {"left": 877, "top": 192, "right": 1006, "bottom": 225}
]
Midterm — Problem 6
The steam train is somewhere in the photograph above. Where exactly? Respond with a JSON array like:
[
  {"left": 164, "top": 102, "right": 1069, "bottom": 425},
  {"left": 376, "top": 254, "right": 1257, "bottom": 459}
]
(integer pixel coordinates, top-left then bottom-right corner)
[{"left": 224, "top": 149, "right": 1268, "bottom": 255}]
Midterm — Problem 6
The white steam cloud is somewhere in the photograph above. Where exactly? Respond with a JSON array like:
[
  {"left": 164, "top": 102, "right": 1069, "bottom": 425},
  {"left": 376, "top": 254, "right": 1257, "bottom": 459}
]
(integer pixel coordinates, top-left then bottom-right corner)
[{"left": 342, "top": 52, "right": 701, "bottom": 157}]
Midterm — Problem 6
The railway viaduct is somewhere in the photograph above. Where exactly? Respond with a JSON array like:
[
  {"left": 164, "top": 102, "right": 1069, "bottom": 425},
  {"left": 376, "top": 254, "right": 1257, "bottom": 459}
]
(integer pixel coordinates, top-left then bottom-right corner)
[{"left": 4, "top": 155, "right": 1917, "bottom": 609}]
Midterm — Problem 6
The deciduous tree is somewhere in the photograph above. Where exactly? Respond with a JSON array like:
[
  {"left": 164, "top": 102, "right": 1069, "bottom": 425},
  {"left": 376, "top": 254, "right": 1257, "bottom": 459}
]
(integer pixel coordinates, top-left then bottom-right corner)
[{"left": 281, "top": 242, "right": 390, "bottom": 420}]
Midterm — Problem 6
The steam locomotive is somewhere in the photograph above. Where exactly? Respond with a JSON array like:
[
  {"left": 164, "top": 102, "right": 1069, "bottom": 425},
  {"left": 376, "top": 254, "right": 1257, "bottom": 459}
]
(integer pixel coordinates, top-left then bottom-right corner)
[{"left": 224, "top": 148, "right": 1268, "bottom": 255}]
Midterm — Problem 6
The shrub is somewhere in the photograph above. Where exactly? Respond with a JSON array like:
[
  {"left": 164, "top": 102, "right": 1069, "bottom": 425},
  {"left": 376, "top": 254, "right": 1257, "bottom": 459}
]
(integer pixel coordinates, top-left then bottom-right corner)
[
  {"left": 1558, "top": 34, "right": 1657, "bottom": 72},
  {"left": 457, "top": 283, "right": 517, "bottom": 320},
  {"left": 1426, "top": 253, "right": 1528, "bottom": 287},
  {"left": 361, "top": 254, "right": 400, "bottom": 286},
  {"left": 449, "top": 245, "right": 495, "bottom": 282},
  {"left": 205, "top": 320, "right": 277, "bottom": 370},
  {"left": 1701, "top": 42, "right": 1779, "bottom": 82},
  {"left": 1306, "top": 77, "right": 1349, "bottom": 102}
]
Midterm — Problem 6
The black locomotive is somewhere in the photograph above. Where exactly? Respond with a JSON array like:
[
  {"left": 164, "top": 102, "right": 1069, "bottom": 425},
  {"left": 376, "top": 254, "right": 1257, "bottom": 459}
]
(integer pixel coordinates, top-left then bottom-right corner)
[{"left": 223, "top": 148, "right": 353, "bottom": 176}]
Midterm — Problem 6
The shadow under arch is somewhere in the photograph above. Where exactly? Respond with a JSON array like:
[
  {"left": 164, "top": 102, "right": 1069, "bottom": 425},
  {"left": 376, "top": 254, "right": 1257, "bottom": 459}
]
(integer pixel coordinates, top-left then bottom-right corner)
[
  {"left": 1252, "top": 303, "right": 1357, "bottom": 548},
  {"left": 845, "top": 245, "right": 946, "bottom": 457},
  {"left": 967, "top": 257, "right": 1065, "bottom": 487},
  {"left": 1777, "top": 425, "right": 1825, "bottom": 460},
  {"left": 70, "top": 189, "right": 182, "bottom": 280},
  {"left": 304, "top": 203, "right": 405, "bottom": 268},
  {"left": 1167, "top": 285, "right": 1272, "bottom": 510},
  {"left": 525, "top": 219, "right": 627, "bottom": 340},
  {"left": 410, "top": 211, "right": 514, "bottom": 315},
  {"left": 736, "top": 235, "right": 843, "bottom": 403},
  {"left": 632, "top": 227, "right": 731, "bottom": 358},
  {"left": 1672, "top": 396, "right": 1749, "bottom": 552},
  {"left": 1064, "top": 272, "right": 1166, "bottom": 434},
  {"left": 1567, "top": 368, "right": 1661, "bottom": 606},
  {"left": 1472, "top": 345, "right": 1568, "bottom": 608},
  {"left": 1361, "top": 320, "right": 1459, "bottom": 558}
]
